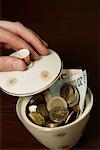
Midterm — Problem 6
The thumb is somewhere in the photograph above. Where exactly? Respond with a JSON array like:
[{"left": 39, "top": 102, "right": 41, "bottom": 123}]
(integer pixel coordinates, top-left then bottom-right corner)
[{"left": 0, "top": 56, "right": 26, "bottom": 71}]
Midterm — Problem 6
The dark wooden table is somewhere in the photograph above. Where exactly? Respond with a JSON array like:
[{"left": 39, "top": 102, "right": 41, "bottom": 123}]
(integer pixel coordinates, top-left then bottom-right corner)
[{"left": 1, "top": 0, "right": 100, "bottom": 149}]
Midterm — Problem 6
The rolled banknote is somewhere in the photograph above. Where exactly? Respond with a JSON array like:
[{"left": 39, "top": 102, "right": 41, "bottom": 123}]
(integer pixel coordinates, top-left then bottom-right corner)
[{"left": 48, "top": 69, "right": 87, "bottom": 115}]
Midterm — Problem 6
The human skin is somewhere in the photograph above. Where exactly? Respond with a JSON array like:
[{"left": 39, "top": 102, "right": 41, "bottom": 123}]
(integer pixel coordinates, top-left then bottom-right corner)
[{"left": 0, "top": 21, "right": 48, "bottom": 71}]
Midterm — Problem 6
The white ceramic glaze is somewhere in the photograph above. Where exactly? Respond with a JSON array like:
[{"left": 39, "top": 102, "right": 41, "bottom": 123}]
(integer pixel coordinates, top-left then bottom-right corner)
[
  {"left": 16, "top": 88, "right": 93, "bottom": 150},
  {"left": 11, "top": 49, "right": 30, "bottom": 65},
  {"left": 0, "top": 49, "right": 61, "bottom": 96}
]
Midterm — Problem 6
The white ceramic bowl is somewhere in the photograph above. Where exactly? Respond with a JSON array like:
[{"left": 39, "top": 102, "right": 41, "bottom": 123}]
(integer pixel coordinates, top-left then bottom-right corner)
[{"left": 16, "top": 88, "right": 93, "bottom": 150}]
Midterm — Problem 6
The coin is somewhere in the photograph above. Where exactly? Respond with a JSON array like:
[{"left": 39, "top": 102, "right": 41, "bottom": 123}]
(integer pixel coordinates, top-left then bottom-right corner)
[
  {"left": 28, "top": 112, "right": 45, "bottom": 126},
  {"left": 29, "top": 105, "right": 37, "bottom": 112},
  {"left": 68, "top": 85, "right": 80, "bottom": 106},
  {"left": 45, "top": 120, "right": 61, "bottom": 128},
  {"left": 60, "top": 84, "right": 74, "bottom": 100},
  {"left": 28, "top": 94, "right": 45, "bottom": 106},
  {"left": 47, "top": 96, "right": 68, "bottom": 111},
  {"left": 70, "top": 105, "right": 80, "bottom": 118},
  {"left": 67, "top": 93, "right": 78, "bottom": 107},
  {"left": 65, "top": 111, "right": 74, "bottom": 124},
  {"left": 65, "top": 111, "right": 77, "bottom": 124},
  {"left": 37, "top": 104, "right": 49, "bottom": 119},
  {"left": 50, "top": 107, "right": 69, "bottom": 123},
  {"left": 60, "top": 84, "right": 80, "bottom": 108},
  {"left": 68, "top": 97, "right": 78, "bottom": 107},
  {"left": 43, "top": 89, "right": 52, "bottom": 103}
]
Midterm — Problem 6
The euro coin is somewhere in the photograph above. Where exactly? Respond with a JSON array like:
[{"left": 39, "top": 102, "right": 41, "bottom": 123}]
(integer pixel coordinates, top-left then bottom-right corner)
[
  {"left": 60, "top": 84, "right": 74, "bottom": 100},
  {"left": 50, "top": 107, "right": 69, "bottom": 123},
  {"left": 37, "top": 104, "right": 49, "bottom": 119},
  {"left": 28, "top": 105, "right": 37, "bottom": 112},
  {"left": 70, "top": 105, "right": 80, "bottom": 118},
  {"left": 45, "top": 121, "right": 61, "bottom": 128},
  {"left": 60, "top": 84, "right": 80, "bottom": 108},
  {"left": 65, "top": 111, "right": 74, "bottom": 124},
  {"left": 47, "top": 96, "right": 68, "bottom": 111},
  {"left": 28, "top": 112, "right": 45, "bottom": 126},
  {"left": 28, "top": 94, "right": 45, "bottom": 106},
  {"left": 65, "top": 111, "right": 77, "bottom": 124},
  {"left": 43, "top": 89, "right": 52, "bottom": 103}
]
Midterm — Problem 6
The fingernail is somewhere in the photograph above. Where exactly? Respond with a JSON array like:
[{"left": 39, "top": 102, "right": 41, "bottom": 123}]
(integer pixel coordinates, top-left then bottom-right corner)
[
  {"left": 13, "top": 59, "right": 26, "bottom": 71},
  {"left": 42, "top": 40, "right": 48, "bottom": 47},
  {"left": 41, "top": 45, "right": 49, "bottom": 55},
  {"left": 30, "top": 50, "right": 40, "bottom": 60}
]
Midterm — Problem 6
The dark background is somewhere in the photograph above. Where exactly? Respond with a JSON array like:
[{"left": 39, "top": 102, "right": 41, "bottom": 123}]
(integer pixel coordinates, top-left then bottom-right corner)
[{"left": 0, "top": 0, "right": 100, "bottom": 149}]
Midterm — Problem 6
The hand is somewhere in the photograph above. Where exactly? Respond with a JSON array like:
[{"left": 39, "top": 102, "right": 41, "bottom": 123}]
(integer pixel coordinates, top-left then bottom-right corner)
[{"left": 0, "top": 21, "right": 48, "bottom": 71}]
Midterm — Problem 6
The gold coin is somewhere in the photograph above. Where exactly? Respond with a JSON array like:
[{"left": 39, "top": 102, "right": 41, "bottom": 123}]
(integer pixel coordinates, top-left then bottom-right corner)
[
  {"left": 65, "top": 111, "right": 74, "bottom": 124},
  {"left": 28, "top": 112, "right": 45, "bottom": 126},
  {"left": 37, "top": 104, "right": 49, "bottom": 119},
  {"left": 70, "top": 105, "right": 80, "bottom": 118},
  {"left": 45, "top": 121, "right": 61, "bottom": 128},
  {"left": 50, "top": 107, "right": 69, "bottom": 123},
  {"left": 67, "top": 86, "right": 79, "bottom": 108},
  {"left": 60, "top": 84, "right": 80, "bottom": 107},
  {"left": 60, "top": 84, "right": 75, "bottom": 100},
  {"left": 68, "top": 97, "right": 78, "bottom": 107},
  {"left": 65, "top": 111, "right": 77, "bottom": 124}
]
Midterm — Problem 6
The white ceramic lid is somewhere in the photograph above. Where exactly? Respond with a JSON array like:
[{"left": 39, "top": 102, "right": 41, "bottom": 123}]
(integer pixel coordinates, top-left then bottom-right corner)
[{"left": 0, "top": 49, "right": 62, "bottom": 97}]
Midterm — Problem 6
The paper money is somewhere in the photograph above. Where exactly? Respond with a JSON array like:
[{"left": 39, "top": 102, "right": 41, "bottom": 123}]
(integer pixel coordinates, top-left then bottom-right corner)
[
  {"left": 48, "top": 69, "right": 87, "bottom": 115},
  {"left": 26, "top": 69, "right": 87, "bottom": 127}
]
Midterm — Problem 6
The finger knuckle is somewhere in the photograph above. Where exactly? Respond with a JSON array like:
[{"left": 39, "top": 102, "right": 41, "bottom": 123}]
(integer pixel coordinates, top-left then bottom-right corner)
[
  {"left": 16, "top": 21, "right": 22, "bottom": 27},
  {"left": 15, "top": 21, "right": 23, "bottom": 31}
]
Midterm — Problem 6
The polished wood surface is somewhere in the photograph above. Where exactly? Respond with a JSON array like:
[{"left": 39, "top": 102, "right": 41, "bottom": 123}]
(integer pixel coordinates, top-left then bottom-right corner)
[{"left": 1, "top": 0, "right": 100, "bottom": 149}]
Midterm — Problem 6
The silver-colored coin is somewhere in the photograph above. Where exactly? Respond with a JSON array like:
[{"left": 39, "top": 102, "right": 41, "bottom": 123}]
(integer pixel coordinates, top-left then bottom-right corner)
[
  {"left": 47, "top": 96, "right": 68, "bottom": 111},
  {"left": 28, "top": 112, "right": 45, "bottom": 126},
  {"left": 28, "top": 105, "right": 37, "bottom": 112},
  {"left": 43, "top": 89, "right": 52, "bottom": 103},
  {"left": 50, "top": 107, "right": 69, "bottom": 123},
  {"left": 28, "top": 94, "right": 45, "bottom": 106},
  {"left": 37, "top": 104, "right": 49, "bottom": 119}
]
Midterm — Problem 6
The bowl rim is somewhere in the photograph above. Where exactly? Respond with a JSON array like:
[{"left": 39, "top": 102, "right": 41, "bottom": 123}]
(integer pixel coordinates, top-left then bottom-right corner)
[{"left": 16, "top": 88, "right": 93, "bottom": 131}]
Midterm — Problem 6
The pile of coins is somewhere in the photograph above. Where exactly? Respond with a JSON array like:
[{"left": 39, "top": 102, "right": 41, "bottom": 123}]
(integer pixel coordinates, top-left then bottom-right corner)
[{"left": 26, "top": 84, "right": 80, "bottom": 128}]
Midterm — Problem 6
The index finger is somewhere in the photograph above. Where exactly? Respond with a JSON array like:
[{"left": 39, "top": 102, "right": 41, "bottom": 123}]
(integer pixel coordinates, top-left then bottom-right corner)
[{"left": 0, "top": 21, "right": 48, "bottom": 55}]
